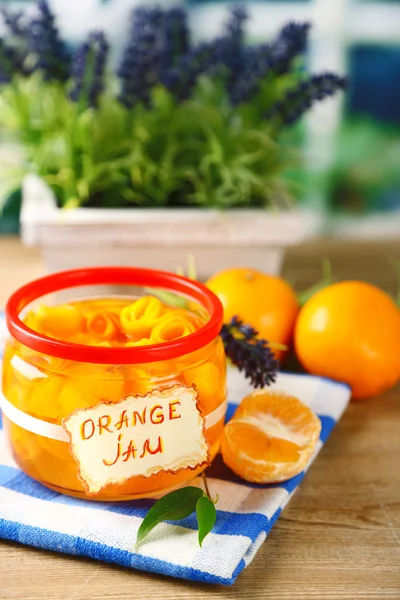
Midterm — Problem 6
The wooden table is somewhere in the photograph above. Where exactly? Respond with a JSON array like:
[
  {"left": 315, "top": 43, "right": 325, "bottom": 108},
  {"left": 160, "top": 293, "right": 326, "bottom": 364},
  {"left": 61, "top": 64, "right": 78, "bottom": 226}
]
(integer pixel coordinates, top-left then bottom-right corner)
[{"left": 0, "top": 237, "right": 399, "bottom": 600}]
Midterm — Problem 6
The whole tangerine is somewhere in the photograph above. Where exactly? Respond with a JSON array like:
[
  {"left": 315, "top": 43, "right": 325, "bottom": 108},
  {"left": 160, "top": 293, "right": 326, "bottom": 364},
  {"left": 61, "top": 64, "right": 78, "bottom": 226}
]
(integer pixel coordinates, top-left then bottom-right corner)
[
  {"left": 294, "top": 281, "right": 400, "bottom": 400},
  {"left": 206, "top": 268, "right": 299, "bottom": 360}
]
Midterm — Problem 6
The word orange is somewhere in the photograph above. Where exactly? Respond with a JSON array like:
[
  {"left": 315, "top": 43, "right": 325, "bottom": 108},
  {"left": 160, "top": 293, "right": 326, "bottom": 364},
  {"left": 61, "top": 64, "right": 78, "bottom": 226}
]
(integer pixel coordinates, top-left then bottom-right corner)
[{"left": 80, "top": 400, "right": 182, "bottom": 440}]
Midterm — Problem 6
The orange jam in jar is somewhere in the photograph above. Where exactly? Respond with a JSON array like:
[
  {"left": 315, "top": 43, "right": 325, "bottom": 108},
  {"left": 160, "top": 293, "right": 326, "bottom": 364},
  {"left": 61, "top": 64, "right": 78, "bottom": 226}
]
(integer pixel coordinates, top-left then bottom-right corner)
[{"left": 2, "top": 267, "right": 226, "bottom": 500}]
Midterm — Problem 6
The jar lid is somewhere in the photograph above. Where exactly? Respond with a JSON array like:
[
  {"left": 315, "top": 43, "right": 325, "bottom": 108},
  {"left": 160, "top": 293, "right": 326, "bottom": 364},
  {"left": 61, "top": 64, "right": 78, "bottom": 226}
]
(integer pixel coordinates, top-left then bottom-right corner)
[{"left": 6, "top": 267, "right": 223, "bottom": 364}]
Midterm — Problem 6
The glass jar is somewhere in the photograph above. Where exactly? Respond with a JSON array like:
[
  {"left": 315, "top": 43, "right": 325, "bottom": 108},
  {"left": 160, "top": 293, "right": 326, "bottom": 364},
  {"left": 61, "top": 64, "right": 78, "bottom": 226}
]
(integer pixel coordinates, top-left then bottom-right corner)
[{"left": 1, "top": 267, "right": 226, "bottom": 501}]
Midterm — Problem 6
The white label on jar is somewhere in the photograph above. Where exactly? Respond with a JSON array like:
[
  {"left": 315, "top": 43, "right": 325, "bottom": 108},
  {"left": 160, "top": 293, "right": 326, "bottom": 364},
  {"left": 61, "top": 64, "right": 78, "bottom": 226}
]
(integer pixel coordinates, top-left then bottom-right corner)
[{"left": 62, "top": 384, "right": 210, "bottom": 496}]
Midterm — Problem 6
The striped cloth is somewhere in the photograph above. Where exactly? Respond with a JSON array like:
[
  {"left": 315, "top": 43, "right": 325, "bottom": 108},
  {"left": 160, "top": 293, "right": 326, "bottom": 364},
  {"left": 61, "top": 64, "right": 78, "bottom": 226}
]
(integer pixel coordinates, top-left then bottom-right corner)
[{"left": 0, "top": 328, "right": 350, "bottom": 585}]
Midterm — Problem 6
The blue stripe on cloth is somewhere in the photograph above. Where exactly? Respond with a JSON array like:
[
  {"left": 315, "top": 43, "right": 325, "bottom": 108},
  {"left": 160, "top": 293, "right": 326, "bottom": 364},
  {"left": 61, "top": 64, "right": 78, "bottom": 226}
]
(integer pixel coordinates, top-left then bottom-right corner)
[
  {"left": 231, "top": 559, "right": 247, "bottom": 582},
  {"left": 0, "top": 469, "right": 60, "bottom": 500},
  {"left": 225, "top": 402, "right": 237, "bottom": 422},
  {"left": 318, "top": 415, "right": 337, "bottom": 443},
  {"left": 0, "top": 464, "right": 19, "bottom": 486},
  {"left": 0, "top": 519, "right": 237, "bottom": 585},
  {"left": 222, "top": 506, "right": 284, "bottom": 582}
]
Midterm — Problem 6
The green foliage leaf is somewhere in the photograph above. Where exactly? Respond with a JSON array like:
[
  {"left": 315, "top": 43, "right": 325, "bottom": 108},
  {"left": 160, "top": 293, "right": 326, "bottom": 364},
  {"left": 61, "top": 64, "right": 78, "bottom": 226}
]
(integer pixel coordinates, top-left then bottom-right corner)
[
  {"left": 136, "top": 486, "right": 203, "bottom": 548},
  {"left": 196, "top": 495, "right": 217, "bottom": 548}
]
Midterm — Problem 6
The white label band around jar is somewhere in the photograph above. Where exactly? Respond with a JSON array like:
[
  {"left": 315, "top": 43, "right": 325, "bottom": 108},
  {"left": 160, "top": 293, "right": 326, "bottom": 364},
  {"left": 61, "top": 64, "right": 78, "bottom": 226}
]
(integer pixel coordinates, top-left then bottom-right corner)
[
  {"left": 0, "top": 385, "right": 227, "bottom": 495},
  {"left": 0, "top": 391, "right": 227, "bottom": 442}
]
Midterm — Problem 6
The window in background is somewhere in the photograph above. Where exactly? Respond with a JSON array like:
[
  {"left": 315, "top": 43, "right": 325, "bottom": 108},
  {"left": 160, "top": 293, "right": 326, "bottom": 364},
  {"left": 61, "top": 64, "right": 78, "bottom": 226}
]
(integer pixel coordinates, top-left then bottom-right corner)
[
  {"left": 347, "top": 45, "right": 400, "bottom": 125},
  {"left": 326, "top": 43, "right": 400, "bottom": 215}
]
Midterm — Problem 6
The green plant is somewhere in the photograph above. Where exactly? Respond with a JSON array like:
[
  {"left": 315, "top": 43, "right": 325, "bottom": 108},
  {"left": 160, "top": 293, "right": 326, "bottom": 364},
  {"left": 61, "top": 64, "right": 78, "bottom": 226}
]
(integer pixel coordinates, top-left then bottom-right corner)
[
  {"left": 0, "top": 3, "right": 346, "bottom": 210},
  {"left": 325, "top": 118, "right": 400, "bottom": 213}
]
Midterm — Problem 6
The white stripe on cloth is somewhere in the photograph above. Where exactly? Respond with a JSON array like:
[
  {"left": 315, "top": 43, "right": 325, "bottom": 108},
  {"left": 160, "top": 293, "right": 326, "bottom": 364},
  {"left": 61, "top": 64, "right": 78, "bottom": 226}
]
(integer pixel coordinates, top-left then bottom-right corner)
[
  {"left": 243, "top": 531, "right": 267, "bottom": 567},
  {"left": 227, "top": 368, "right": 349, "bottom": 420},
  {"left": 200, "top": 478, "right": 289, "bottom": 519}
]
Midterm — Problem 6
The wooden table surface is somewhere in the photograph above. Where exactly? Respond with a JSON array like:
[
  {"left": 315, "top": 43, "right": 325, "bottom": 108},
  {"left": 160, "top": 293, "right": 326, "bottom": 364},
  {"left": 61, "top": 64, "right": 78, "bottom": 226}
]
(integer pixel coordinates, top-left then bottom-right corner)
[{"left": 0, "top": 237, "right": 399, "bottom": 600}]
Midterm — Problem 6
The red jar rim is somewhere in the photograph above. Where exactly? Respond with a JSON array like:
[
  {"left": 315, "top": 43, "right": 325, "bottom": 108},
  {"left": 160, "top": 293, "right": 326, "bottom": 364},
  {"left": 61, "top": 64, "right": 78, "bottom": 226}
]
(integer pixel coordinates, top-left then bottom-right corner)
[{"left": 5, "top": 267, "right": 224, "bottom": 364}]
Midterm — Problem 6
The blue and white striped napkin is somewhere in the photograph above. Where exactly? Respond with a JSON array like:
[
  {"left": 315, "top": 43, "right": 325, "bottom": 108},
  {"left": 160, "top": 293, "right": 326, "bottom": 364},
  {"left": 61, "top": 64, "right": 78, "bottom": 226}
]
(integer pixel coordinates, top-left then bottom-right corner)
[{"left": 0, "top": 325, "right": 350, "bottom": 584}]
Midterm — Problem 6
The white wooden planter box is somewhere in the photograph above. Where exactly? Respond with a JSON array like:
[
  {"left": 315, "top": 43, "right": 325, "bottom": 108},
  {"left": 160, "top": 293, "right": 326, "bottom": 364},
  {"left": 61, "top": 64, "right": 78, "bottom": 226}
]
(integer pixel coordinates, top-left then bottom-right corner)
[{"left": 21, "top": 175, "right": 322, "bottom": 279}]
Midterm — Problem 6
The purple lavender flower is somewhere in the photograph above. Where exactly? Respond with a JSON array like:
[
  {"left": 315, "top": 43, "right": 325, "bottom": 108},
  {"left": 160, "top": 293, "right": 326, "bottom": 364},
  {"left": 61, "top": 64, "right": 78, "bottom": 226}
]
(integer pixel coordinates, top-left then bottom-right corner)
[
  {"left": 220, "top": 316, "right": 278, "bottom": 388},
  {"left": 213, "top": 6, "right": 248, "bottom": 100},
  {"left": 161, "top": 5, "right": 248, "bottom": 103},
  {"left": 0, "top": 38, "right": 16, "bottom": 83},
  {"left": 218, "top": 4, "right": 247, "bottom": 67},
  {"left": 28, "top": 0, "right": 70, "bottom": 81},
  {"left": 160, "top": 40, "right": 218, "bottom": 100},
  {"left": 269, "top": 21, "right": 310, "bottom": 74},
  {"left": 229, "top": 20, "right": 310, "bottom": 103},
  {"left": 118, "top": 7, "right": 165, "bottom": 107},
  {"left": 1, "top": 8, "right": 29, "bottom": 75},
  {"left": 228, "top": 43, "right": 271, "bottom": 105},
  {"left": 160, "top": 7, "right": 189, "bottom": 71},
  {"left": 1, "top": 8, "right": 26, "bottom": 37},
  {"left": 266, "top": 72, "right": 348, "bottom": 125},
  {"left": 69, "top": 31, "right": 109, "bottom": 108}
]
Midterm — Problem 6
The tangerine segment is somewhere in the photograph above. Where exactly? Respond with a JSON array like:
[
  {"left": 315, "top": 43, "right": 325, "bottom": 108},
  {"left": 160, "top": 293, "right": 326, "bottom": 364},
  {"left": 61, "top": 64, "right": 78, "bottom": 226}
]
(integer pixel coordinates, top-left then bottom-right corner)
[{"left": 221, "top": 391, "right": 321, "bottom": 483}]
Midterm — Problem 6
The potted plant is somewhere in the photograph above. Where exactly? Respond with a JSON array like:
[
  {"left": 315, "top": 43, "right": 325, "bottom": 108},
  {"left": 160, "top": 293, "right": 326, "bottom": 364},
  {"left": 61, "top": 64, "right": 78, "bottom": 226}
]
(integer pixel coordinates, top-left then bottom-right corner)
[{"left": 0, "top": 2, "right": 346, "bottom": 277}]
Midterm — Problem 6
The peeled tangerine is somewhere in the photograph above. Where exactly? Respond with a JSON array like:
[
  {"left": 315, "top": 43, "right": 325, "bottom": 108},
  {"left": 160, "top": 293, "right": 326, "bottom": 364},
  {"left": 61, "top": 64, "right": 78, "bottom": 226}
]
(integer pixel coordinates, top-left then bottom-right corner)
[{"left": 221, "top": 391, "right": 321, "bottom": 483}]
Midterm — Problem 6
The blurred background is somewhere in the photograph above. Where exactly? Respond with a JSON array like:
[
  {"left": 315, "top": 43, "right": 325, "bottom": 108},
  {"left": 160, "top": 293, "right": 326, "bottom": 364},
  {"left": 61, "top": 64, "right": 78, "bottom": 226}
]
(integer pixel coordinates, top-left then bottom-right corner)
[
  {"left": 0, "top": 0, "right": 399, "bottom": 240},
  {"left": 189, "top": 0, "right": 400, "bottom": 239}
]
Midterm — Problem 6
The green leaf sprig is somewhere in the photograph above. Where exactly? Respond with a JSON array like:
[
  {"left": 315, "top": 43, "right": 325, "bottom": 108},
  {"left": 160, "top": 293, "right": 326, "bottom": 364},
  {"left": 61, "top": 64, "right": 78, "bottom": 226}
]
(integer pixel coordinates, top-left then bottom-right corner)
[{"left": 135, "top": 474, "right": 217, "bottom": 549}]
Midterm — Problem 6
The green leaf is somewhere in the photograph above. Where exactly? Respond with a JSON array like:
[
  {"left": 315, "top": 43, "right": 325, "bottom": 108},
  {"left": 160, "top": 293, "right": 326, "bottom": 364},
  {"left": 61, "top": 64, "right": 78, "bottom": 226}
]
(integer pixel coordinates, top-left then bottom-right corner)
[
  {"left": 136, "top": 486, "right": 203, "bottom": 548},
  {"left": 196, "top": 495, "right": 217, "bottom": 547}
]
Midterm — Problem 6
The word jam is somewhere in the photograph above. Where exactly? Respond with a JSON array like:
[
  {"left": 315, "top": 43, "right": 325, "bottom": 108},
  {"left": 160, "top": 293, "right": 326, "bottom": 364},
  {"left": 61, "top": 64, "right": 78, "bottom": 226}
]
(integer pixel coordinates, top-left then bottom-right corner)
[{"left": 80, "top": 400, "right": 182, "bottom": 467}]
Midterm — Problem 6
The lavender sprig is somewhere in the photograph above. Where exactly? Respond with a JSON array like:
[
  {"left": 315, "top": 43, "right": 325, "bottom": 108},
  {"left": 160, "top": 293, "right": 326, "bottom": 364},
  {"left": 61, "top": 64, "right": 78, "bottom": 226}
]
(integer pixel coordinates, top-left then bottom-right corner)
[
  {"left": 220, "top": 316, "right": 278, "bottom": 389},
  {"left": 28, "top": 0, "right": 70, "bottom": 81},
  {"left": 1, "top": 8, "right": 26, "bottom": 37},
  {"left": 161, "top": 40, "right": 216, "bottom": 101},
  {"left": 1, "top": 8, "right": 29, "bottom": 76},
  {"left": 228, "top": 43, "right": 270, "bottom": 105},
  {"left": 162, "top": 6, "right": 248, "bottom": 103},
  {"left": 269, "top": 21, "right": 310, "bottom": 74},
  {"left": 160, "top": 7, "right": 189, "bottom": 71},
  {"left": 118, "top": 7, "right": 164, "bottom": 108},
  {"left": 209, "top": 6, "right": 248, "bottom": 103},
  {"left": 0, "top": 38, "right": 16, "bottom": 83},
  {"left": 69, "top": 31, "right": 109, "bottom": 108},
  {"left": 217, "top": 5, "right": 247, "bottom": 72},
  {"left": 266, "top": 72, "right": 348, "bottom": 125}
]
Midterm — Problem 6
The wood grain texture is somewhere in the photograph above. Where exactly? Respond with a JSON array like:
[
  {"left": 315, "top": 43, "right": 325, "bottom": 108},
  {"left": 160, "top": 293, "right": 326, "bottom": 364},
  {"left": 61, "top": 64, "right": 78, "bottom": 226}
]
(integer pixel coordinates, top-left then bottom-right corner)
[{"left": 0, "top": 237, "right": 399, "bottom": 600}]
